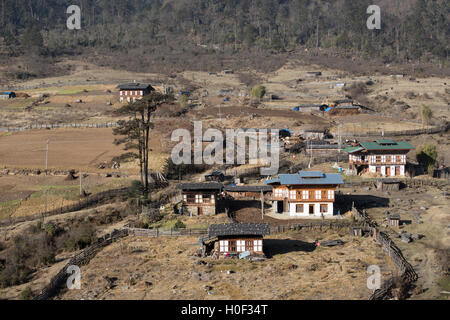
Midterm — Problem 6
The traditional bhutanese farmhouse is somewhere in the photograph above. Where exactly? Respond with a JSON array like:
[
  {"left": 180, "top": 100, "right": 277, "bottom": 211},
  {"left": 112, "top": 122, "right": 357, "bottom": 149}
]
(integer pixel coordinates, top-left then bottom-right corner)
[
  {"left": 223, "top": 185, "right": 272, "bottom": 200},
  {"left": 117, "top": 83, "right": 154, "bottom": 103},
  {"left": 344, "top": 140, "right": 415, "bottom": 177},
  {"left": 176, "top": 182, "right": 222, "bottom": 216},
  {"left": 0, "top": 91, "right": 16, "bottom": 100},
  {"left": 201, "top": 223, "right": 270, "bottom": 258},
  {"left": 265, "top": 171, "right": 343, "bottom": 217}
]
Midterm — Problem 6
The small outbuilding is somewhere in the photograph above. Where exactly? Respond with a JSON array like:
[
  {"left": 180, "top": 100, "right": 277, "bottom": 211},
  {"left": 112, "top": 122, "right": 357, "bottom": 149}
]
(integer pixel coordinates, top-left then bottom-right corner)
[
  {"left": 0, "top": 92, "right": 16, "bottom": 100},
  {"left": 387, "top": 213, "right": 401, "bottom": 227},
  {"left": 376, "top": 178, "right": 401, "bottom": 191},
  {"left": 201, "top": 223, "right": 270, "bottom": 258},
  {"left": 350, "top": 226, "right": 363, "bottom": 237}
]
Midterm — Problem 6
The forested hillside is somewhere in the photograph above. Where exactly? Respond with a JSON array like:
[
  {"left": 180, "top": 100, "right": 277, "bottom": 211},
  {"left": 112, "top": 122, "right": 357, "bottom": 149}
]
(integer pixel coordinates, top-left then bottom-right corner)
[{"left": 0, "top": 0, "right": 448, "bottom": 77}]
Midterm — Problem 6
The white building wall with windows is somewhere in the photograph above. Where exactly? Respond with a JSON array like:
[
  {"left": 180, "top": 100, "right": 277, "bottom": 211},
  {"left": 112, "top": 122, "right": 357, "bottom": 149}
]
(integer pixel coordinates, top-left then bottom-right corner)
[{"left": 288, "top": 202, "right": 333, "bottom": 217}]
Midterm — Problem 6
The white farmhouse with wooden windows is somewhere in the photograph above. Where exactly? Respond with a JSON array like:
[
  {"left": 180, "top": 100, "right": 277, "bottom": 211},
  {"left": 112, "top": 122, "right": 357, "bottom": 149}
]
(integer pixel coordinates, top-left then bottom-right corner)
[
  {"left": 117, "top": 83, "right": 154, "bottom": 103},
  {"left": 344, "top": 139, "right": 414, "bottom": 177},
  {"left": 265, "top": 171, "right": 343, "bottom": 218}
]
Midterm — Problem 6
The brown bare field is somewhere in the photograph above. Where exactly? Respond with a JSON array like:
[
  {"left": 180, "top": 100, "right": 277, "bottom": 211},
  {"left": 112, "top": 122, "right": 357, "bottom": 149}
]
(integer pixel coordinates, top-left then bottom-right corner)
[
  {"left": 341, "top": 183, "right": 450, "bottom": 300},
  {"left": 0, "top": 127, "right": 172, "bottom": 172},
  {"left": 0, "top": 128, "right": 123, "bottom": 171},
  {"left": 53, "top": 231, "right": 393, "bottom": 300}
]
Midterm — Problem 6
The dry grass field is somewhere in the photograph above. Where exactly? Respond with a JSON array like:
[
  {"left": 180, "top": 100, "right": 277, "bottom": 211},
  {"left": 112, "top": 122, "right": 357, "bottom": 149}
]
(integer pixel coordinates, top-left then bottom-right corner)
[
  {"left": 0, "top": 57, "right": 448, "bottom": 301},
  {"left": 53, "top": 231, "right": 394, "bottom": 300},
  {"left": 340, "top": 184, "right": 450, "bottom": 300}
]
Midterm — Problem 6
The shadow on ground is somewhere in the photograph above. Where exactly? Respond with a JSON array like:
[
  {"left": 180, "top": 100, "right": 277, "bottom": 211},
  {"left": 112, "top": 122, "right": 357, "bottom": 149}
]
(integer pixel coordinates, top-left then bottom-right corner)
[
  {"left": 336, "top": 194, "right": 390, "bottom": 213},
  {"left": 264, "top": 239, "right": 316, "bottom": 258}
]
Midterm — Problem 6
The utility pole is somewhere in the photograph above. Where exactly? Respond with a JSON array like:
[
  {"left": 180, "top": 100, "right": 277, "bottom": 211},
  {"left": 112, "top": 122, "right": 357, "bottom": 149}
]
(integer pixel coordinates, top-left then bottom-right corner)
[
  {"left": 308, "top": 139, "right": 312, "bottom": 168},
  {"left": 338, "top": 123, "right": 342, "bottom": 163},
  {"left": 45, "top": 139, "right": 50, "bottom": 172},
  {"left": 260, "top": 190, "right": 264, "bottom": 220}
]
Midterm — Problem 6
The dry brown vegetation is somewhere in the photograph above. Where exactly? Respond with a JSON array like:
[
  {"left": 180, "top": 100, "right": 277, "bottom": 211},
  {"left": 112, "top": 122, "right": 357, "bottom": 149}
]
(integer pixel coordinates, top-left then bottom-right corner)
[{"left": 53, "top": 231, "right": 393, "bottom": 300}]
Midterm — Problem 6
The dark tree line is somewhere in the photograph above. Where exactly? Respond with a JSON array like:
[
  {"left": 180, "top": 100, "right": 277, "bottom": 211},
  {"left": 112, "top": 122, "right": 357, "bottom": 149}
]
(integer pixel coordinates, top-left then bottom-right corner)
[{"left": 0, "top": 0, "right": 448, "bottom": 63}]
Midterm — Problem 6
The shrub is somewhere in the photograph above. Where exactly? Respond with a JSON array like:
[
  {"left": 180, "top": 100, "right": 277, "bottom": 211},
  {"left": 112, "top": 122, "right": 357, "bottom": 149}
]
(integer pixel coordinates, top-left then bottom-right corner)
[
  {"left": 62, "top": 223, "right": 96, "bottom": 251},
  {"left": 127, "top": 180, "right": 145, "bottom": 199},
  {"left": 0, "top": 232, "right": 55, "bottom": 288},
  {"left": 251, "top": 85, "right": 266, "bottom": 100},
  {"left": 420, "top": 105, "right": 433, "bottom": 126},
  {"left": 44, "top": 223, "right": 57, "bottom": 238},
  {"left": 19, "top": 286, "right": 33, "bottom": 300},
  {"left": 416, "top": 144, "right": 437, "bottom": 175},
  {"left": 162, "top": 219, "right": 186, "bottom": 230}
]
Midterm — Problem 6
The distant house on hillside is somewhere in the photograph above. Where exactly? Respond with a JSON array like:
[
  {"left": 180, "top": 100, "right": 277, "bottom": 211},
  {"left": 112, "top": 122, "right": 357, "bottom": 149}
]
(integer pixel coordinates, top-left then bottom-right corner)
[
  {"left": 176, "top": 182, "right": 223, "bottom": 216},
  {"left": 265, "top": 171, "right": 343, "bottom": 217},
  {"left": 343, "top": 139, "right": 415, "bottom": 177},
  {"left": 0, "top": 91, "right": 15, "bottom": 100},
  {"left": 117, "top": 83, "right": 154, "bottom": 103}
]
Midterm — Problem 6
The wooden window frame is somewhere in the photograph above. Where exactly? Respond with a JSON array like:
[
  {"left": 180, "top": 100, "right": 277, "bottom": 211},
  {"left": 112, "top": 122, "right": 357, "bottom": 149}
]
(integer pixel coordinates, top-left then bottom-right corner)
[
  {"left": 327, "top": 190, "right": 334, "bottom": 200},
  {"left": 253, "top": 239, "right": 262, "bottom": 252},
  {"left": 302, "top": 190, "right": 309, "bottom": 200},
  {"left": 219, "top": 240, "right": 229, "bottom": 253},
  {"left": 237, "top": 240, "right": 246, "bottom": 252},
  {"left": 315, "top": 190, "right": 321, "bottom": 200},
  {"left": 195, "top": 194, "right": 203, "bottom": 204}
]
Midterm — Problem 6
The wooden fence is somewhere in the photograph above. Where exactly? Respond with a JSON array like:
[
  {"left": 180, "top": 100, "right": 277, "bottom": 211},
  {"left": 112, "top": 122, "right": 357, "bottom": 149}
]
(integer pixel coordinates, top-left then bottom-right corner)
[
  {"left": 0, "top": 188, "right": 128, "bottom": 228},
  {"left": 123, "top": 220, "right": 350, "bottom": 239},
  {"left": 0, "top": 122, "right": 118, "bottom": 132},
  {"left": 124, "top": 226, "right": 208, "bottom": 237},
  {"left": 342, "top": 178, "right": 448, "bottom": 189},
  {"left": 269, "top": 221, "right": 350, "bottom": 233},
  {"left": 351, "top": 206, "right": 418, "bottom": 300},
  {"left": 33, "top": 228, "right": 129, "bottom": 300},
  {"left": 342, "top": 123, "right": 449, "bottom": 138}
]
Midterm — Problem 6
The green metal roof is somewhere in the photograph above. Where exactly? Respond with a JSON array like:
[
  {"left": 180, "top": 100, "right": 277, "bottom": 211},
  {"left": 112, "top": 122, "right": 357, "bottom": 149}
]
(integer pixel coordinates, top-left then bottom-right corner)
[
  {"left": 375, "top": 139, "right": 395, "bottom": 144},
  {"left": 359, "top": 141, "right": 414, "bottom": 151},
  {"left": 343, "top": 146, "right": 364, "bottom": 153}
]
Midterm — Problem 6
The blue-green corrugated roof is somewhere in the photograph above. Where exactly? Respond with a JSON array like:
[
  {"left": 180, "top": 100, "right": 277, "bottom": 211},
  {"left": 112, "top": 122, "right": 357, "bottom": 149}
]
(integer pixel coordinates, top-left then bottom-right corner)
[
  {"left": 343, "top": 146, "right": 364, "bottom": 153},
  {"left": 265, "top": 171, "right": 343, "bottom": 186},
  {"left": 359, "top": 141, "right": 414, "bottom": 150}
]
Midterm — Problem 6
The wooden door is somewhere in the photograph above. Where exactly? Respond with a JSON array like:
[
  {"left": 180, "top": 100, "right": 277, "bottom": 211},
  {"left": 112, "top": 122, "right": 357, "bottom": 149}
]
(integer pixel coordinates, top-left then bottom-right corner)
[
  {"left": 395, "top": 166, "right": 400, "bottom": 176},
  {"left": 309, "top": 204, "right": 314, "bottom": 215},
  {"left": 197, "top": 207, "right": 203, "bottom": 216},
  {"left": 386, "top": 167, "right": 391, "bottom": 176}
]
